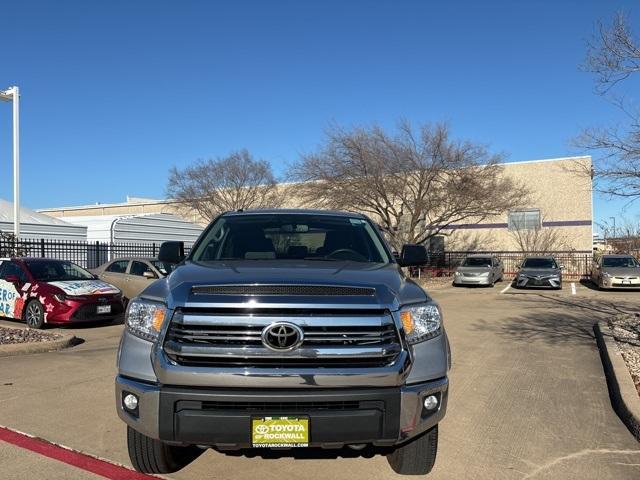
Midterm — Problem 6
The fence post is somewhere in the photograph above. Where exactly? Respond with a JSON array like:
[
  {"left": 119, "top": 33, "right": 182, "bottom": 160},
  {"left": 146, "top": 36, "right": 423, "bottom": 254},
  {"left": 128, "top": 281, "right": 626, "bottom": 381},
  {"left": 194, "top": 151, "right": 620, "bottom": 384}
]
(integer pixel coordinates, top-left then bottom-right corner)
[
  {"left": 95, "top": 241, "right": 99, "bottom": 268},
  {"left": 40, "top": 238, "right": 45, "bottom": 258},
  {"left": 153, "top": 243, "right": 156, "bottom": 257}
]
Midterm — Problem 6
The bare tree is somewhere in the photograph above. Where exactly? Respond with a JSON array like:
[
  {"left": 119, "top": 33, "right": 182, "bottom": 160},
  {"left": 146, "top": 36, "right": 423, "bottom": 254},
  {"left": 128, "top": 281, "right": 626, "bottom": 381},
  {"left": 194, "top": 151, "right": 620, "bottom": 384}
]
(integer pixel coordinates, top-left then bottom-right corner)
[
  {"left": 599, "top": 216, "right": 640, "bottom": 253},
  {"left": 508, "top": 220, "right": 569, "bottom": 254},
  {"left": 289, "top": 122, "right": 526, "bottom": 250},
  {"left": 0, "top": 231, "right": 30, "bottom": 257},
  {"left": 577, "top": 12, "right": 640, "bottom": 200},
  {"left": 167, "top": 150, "right": 282, "bottom": 222}
]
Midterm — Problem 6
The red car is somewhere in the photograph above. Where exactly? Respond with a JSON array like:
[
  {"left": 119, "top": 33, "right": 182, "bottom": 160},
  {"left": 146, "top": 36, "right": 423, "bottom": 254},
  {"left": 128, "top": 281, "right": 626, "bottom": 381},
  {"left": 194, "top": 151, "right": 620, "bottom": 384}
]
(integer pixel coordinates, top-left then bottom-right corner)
[{"left": 0, "top": 257, "right": 124, "bottom": 328}]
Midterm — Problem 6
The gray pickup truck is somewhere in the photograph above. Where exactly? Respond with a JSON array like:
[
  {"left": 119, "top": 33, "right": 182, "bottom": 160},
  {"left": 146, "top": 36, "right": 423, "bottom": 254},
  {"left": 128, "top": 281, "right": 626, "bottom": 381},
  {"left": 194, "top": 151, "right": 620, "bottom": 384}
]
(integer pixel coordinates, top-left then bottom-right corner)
[{"left": 116, "top": 209, "right": 450, "bottom": 475}]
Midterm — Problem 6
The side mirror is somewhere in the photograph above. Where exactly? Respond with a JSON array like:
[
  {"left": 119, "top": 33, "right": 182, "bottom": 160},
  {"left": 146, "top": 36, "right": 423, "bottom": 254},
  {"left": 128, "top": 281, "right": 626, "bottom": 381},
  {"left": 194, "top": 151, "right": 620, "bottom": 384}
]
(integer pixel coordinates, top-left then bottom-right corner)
[
  {"left": 4, "top": 274, "right": 20, "bottom": 285},
  {"left": 399, "top": 244, "right": 428, "bottom": 267},
  {"left": 559, "top": 265, "right": 565, "bottom": 270},
  {"left": 143, "top": 271, "right": 157, "bottom": 279},
  {"left": 158, "top": 241, "right": 185, "bottom": 264}
]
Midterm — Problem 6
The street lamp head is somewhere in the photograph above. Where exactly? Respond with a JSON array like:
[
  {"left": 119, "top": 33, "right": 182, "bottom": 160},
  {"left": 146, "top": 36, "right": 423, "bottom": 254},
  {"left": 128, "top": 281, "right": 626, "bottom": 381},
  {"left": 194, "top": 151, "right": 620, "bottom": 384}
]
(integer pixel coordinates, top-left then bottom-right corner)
[{"left": 0, "top": 86, "right": 17, "bottom": 102}]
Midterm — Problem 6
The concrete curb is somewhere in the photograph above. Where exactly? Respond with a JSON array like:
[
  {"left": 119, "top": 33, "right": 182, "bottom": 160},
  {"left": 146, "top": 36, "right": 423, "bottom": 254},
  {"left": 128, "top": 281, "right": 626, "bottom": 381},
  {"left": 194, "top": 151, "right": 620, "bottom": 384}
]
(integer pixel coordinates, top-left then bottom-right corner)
[
  {"left": 594, "top": 321, "right": 640, "bottom": 441},
  {"left": 0, "top": 331, "right": 78, "bottom": 358}
]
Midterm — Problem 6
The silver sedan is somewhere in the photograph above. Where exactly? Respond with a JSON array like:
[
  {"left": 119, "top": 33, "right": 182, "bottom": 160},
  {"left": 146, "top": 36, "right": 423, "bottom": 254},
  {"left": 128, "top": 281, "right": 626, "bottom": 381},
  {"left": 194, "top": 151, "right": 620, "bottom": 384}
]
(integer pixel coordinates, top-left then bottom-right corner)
[
  {"left": 453, "top": 255, "right": 504, "bottom": 287},
  {"left": 591, "top": 254, "right": 640, "bottom": 289}
]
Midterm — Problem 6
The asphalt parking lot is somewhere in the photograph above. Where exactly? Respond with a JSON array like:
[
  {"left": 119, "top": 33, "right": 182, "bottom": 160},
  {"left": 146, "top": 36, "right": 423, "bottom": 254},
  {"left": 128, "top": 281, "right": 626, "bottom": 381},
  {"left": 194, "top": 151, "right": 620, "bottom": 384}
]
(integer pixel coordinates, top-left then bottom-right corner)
[{"left": 0, "top": 279, "right": 639, "bottom": 479}]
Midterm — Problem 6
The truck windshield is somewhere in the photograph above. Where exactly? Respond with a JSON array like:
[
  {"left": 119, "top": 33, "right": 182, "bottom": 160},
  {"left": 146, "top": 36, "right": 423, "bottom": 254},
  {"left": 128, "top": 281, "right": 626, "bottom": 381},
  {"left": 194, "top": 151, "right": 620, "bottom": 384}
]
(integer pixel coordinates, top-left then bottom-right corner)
[{"left": 191, "top": 214, "right": 391, "bottom": 264}]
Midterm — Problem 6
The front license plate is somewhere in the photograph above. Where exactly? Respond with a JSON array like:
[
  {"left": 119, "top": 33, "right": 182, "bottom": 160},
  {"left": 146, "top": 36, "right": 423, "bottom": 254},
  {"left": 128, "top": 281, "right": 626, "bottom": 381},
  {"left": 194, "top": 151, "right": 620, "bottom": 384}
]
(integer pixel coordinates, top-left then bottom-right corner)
[
  {"left": 97, "top": 305, "right": 111, "bottom": 314},
  {"left": 252, "top": 416, "right": 309, "bottom": 447}
]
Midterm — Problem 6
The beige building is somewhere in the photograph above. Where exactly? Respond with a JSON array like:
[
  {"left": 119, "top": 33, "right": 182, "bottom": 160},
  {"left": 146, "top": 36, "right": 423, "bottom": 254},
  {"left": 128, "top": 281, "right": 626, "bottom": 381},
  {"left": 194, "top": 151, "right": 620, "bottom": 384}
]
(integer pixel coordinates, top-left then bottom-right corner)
[
  {"left": 38, "top": 156, "right": 593, "bottom": 252},
  {"left": 442, "top": 156, "right": 593, "bottom": 252}
]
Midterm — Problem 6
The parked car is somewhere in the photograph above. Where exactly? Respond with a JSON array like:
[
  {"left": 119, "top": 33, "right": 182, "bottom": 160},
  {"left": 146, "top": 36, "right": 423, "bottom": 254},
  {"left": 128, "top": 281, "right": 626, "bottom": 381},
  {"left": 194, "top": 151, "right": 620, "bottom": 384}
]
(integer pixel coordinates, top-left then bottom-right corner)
[
  {"left": 116, "top": 209, "right": 450, "bottom": 476},
  {"left": 513, "top": 256, "right": 563, "bottom": 289},
  {"left": 452, "top": 254, "right": 503, "bottom": 287},
  {"left": 92, "top": 258, "right": 175, "bottom": 303},
  {"left": 591, "top": 254, "right": 640, "bottom": 290},
  {"left": 0, "top": 257, "right": 124, "bottom": 328}
]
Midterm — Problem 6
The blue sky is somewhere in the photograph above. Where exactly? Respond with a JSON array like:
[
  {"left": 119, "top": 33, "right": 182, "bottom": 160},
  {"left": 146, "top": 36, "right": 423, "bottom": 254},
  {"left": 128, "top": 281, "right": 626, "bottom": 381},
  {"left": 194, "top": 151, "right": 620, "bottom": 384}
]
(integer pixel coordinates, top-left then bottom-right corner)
[{"left": 1, "top": 0, "right": 639, "bottom": 233}]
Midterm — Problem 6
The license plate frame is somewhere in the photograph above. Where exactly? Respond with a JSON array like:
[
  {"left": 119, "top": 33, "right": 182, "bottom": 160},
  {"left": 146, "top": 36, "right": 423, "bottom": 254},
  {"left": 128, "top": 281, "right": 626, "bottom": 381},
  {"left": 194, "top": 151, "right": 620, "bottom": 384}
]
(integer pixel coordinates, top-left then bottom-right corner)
[
  {"left": 251, "top": 416, "right": 309, "bottom": 448},
  {"left": 97, "top": 305, "right": 111, "bottom": 314}
]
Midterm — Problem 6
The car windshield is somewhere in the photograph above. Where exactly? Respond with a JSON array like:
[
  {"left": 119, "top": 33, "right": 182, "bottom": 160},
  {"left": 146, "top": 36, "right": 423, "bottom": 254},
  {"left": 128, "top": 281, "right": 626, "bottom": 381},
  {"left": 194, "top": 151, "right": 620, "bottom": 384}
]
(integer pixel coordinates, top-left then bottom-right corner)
[
  {"left": 462, "top": 257, "right": 492, "bottom": 267},
  {"left": 522, "top": 258, "right": 557, "bottom": 269},
  {"left": 602, "top": 256, "right": 639, "bottom": 268},
  {"left": 191, "top": 214, "right": 390, "bottom": 264},
  {"left": 25, "top": 260, "right": 94, "bottom": 282},
  {"left": 151, "top": 260, "right": 176, "bottom": 276}
]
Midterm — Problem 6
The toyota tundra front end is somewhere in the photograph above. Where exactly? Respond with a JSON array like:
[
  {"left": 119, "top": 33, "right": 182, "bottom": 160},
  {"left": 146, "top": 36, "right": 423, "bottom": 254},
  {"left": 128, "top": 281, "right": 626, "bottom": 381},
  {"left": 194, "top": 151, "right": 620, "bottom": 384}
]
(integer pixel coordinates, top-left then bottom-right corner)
[{"left": 116, "top": 210, "right": 450, "bottom": 476}]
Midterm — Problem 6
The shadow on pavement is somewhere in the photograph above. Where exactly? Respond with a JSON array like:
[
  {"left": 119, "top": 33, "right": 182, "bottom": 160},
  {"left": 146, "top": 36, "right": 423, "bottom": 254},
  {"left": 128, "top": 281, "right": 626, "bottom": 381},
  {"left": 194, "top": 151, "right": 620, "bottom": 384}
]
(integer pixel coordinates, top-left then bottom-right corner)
[
  {"left": 471, "top": 294, "right": 639, "bottom": 346},
  {"left": 218, "top": 446, "right": 388, "bottom": 460}
]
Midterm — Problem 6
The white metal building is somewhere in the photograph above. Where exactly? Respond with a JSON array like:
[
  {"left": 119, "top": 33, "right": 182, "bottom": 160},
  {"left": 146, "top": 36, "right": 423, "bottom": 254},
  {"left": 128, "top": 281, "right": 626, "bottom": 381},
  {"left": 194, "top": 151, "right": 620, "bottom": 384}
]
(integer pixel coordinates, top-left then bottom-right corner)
[
  {"left": 0, "top": 198, "right": 87, "bottom": 240},
  {"left": 57, "top": 213, "right": 204, "bottom": 245}
]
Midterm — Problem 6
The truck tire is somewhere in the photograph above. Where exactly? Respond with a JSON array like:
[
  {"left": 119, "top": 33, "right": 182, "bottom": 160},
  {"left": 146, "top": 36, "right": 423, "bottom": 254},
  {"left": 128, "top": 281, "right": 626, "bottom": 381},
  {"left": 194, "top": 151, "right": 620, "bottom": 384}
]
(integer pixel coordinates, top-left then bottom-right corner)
[
  {"left": 127, "top": 426, "right": 202, "bottom": 474},
  {"left": 386, "top": 425, "right": 438, "bottom": 475}
]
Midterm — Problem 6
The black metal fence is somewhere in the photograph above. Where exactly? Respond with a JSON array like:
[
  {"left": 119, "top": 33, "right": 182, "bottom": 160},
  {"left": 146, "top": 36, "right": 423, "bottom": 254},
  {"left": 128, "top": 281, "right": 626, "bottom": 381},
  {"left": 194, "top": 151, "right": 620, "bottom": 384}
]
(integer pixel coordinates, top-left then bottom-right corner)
[
  {"left": 0, "top": 237, "right": 605, "bottom": 279},
  {"left": 0, "top": 238, "right": 192, "bottom": 270},
  {"left": 414, "top": 251, "right": 596, "bottom": 279}
]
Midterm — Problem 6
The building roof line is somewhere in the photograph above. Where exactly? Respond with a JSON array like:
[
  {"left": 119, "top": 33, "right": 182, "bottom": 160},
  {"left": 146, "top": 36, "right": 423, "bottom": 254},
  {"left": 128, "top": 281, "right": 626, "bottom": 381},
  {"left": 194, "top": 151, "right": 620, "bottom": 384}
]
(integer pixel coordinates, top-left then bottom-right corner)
[{"left": 503, "top": 155, "right": 591, "bottom": 166}]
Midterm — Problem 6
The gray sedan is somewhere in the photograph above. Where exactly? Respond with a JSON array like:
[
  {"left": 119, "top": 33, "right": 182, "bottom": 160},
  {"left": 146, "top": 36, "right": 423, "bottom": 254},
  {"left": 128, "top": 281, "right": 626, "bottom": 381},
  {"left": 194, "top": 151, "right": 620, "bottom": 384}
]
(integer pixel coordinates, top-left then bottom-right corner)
[
  {"left": 591, "top": 254, "right": 640, "bottom": 289},
  {"left": 453, "top": 255, "right": 504, "bottom": 287},
  {"left": 513, "top": 256, "right": 563, "bottom": 289}
]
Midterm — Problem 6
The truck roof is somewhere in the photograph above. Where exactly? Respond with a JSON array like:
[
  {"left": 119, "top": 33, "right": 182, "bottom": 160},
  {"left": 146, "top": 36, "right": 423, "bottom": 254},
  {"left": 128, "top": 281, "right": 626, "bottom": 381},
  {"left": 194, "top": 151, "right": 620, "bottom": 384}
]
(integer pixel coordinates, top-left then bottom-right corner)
[{"left": 222, "top": 208, "right": 367, "bottom": 218}]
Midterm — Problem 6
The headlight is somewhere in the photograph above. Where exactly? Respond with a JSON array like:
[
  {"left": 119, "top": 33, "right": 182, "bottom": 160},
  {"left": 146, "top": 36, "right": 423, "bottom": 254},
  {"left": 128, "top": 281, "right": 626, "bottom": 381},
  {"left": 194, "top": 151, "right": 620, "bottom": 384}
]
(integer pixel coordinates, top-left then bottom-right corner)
[
  {"left": 125, "top": 298, "right": 167, "bottom": 342},
  {"left": 400, "top": 302, "right": 442, "bottom": 344},
  {"left": 602, "top": 272, "right": 612, "bottom": 278},
  {"left": 479, "top": 272, "right": 490, "bottom": 277},
  {"left": 53, "top": 293, "right": 66, "bottom": 303},
  {"left": 454, "top": 271, "right": 461, "bottom": 276}
]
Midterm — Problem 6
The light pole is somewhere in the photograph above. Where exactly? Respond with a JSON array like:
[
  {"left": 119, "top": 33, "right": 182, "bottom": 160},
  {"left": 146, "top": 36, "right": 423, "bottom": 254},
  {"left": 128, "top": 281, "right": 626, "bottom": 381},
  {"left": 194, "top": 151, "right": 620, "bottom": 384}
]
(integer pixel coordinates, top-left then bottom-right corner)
[
  {"left": 0, "top": 86, "right": 19, "bottom": 237},
  {"left": 609, "top": 216, "right": 616, "bottom": 240}
]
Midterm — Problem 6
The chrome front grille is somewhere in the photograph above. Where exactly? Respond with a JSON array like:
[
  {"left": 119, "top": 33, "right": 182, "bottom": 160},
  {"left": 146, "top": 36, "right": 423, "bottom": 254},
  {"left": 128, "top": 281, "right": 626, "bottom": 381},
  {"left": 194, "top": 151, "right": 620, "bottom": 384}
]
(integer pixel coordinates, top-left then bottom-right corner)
[{"left": 164, "top": 308, "right": 401, "bottom": 368}]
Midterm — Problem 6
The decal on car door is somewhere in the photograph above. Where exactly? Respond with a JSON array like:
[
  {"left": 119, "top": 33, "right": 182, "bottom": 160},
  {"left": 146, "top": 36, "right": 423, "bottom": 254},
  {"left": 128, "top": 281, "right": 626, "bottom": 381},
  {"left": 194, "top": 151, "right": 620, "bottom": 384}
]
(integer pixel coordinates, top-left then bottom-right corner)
[{"left": 0, "top": 279, "right": 20, "bottom": 318}]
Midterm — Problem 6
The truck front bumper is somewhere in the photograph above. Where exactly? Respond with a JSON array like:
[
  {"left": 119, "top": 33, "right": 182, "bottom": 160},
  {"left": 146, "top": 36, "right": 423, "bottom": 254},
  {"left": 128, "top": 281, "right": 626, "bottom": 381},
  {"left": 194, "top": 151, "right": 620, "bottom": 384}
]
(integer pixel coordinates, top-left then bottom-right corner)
[{"left": 116, "top": 375, "right": 448, "bottom": 448}]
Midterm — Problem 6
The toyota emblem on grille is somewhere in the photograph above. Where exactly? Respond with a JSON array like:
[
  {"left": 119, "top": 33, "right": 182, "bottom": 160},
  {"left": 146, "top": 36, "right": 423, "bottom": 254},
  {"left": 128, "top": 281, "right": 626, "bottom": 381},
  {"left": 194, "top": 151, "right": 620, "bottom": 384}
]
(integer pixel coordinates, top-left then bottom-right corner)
[{"left": 261, "top": 322, "right": 304, "bottom": 351}]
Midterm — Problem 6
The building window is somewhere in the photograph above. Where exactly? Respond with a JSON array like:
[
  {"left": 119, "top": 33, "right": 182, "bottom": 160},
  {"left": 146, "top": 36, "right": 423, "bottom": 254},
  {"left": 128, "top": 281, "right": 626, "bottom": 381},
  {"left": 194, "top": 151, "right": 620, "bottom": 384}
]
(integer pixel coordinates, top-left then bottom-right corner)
[{"left": 508, "top": 209, "right": 541, "bottom": 231}]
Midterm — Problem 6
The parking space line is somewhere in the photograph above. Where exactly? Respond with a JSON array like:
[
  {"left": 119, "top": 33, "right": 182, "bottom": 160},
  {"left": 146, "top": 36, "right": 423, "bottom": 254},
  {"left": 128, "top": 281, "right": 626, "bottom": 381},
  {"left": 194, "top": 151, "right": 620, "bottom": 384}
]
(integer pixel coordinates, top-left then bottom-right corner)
[
  {"left": 0, "top": 425, "right": 155, "bottom": 480},
  {"left": 499, "top": 284, "right": 511, "bottom": 294},
  {"left": 571, "top": 282, "right": 576, "bottom": 295}
]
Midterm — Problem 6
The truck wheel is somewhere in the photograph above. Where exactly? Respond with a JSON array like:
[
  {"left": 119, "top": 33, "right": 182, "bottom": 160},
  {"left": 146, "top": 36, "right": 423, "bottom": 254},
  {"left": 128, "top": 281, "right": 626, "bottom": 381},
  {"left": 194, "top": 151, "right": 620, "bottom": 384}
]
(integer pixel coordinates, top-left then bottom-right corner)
[
  {"left": 24, "top": 300, "right": 45, "bottom": 329},
  {"left": 127, "top": 426, "right": 202, "bottom": 474},
  {"left": 387, "top": 425, "right": 438, "bottom": 475}
]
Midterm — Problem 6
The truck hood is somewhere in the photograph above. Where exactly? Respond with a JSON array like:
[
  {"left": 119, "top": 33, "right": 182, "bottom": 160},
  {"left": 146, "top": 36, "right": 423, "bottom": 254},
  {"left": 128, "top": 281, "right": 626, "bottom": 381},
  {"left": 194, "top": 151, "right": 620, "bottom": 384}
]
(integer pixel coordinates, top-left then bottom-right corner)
[{"left": 141, "top": 260, "right": 429, "bottom": 311}]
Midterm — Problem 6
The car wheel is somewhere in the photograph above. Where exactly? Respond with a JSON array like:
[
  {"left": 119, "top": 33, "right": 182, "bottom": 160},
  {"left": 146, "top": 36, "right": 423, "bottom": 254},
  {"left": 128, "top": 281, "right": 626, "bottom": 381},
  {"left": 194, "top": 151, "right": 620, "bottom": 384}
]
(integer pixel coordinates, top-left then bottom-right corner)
[
  {"left": 387, "top": 425, "right": 438, "bottom": 475},
  {"left": 127, "top": 426, "right": 203, "bottom": 474},
  {"left": 24, "top": 300, "right": 45, "bottom": 329}
]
